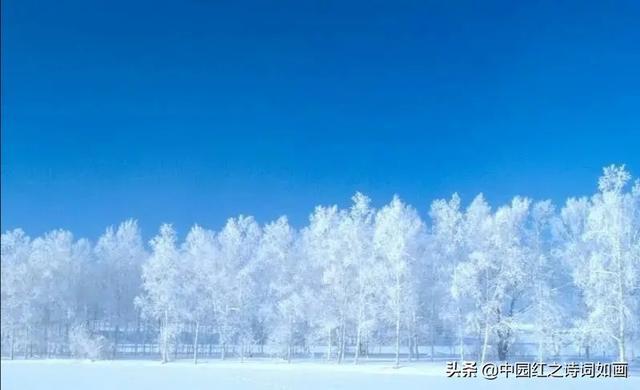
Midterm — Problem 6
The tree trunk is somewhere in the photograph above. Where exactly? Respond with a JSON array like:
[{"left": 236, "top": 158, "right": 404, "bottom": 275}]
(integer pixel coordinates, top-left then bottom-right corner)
[
  {"left": 585, "top": 344, "right": 590, "bottom": 359},
  {"left": 395, "top": 312, "right": 401, "bottom": 367},
  {"left": 480, "top": 320, "right": 490, "bottom": 364},
  {"left": 537, "top": 335, "right": 543, "bottom": 362},
  {"left": 618, "top": 337, "right": 625, "bottom": 362},
  {"left": 497, "top": 332, "right": 508, "bottom": 361},
  {"left": 354, "top": 319, "right": 362, "bottom": 364},
  {"left": 142, "top": 322, "right": 147, "bottom": 357},
  {"left": 161, "top": 320, "right": 166, "bottom": 363},
  {"left": 44, "top": 321, "right": 49, "bottom": 358},
  {"left": 162, "top": 310, "right": 169, "bottom": 363},
  {"left": 193, "top": 321, "right": 200, "bottom": 365},
  {"left": 135, "top": 314, "right": 141, "bottom": 356},
  {"left": 326, "top": 328, "right": 332, "bottom": 361},
  {"left": 287, "top": 317, "right": 293, "bottom": 363},
  {"left": 173, "top": 337, "right": 178, "bottom": 360},
  {"left": 394, "top": 274, "right": 401, "bottom": 368},
  {"left": 431, "top": 328, "right": 436, "bottom": 361},
  {"left": 220, "top": 309, "right": 227, "bottom": 360},
  {"left": 407, "top": 335, "right": 413, "bottom": 361},
  {"left": 617, "top": 258, "right": 626, "bottom": 362},
  {"left": 113, "top": 324, "right": 119, "bottom": 360},
  {"left": 10, "top": 327, "right": 15, "bottom": 360},
  {"left": 338, "top": 316, "right": 346, "bottom": 364},
  {"left": 24, "top": 327, "right": 29, "bottom": 359},
  {"left": 410, "top": 310, "right": 418, "bottom": 361}
]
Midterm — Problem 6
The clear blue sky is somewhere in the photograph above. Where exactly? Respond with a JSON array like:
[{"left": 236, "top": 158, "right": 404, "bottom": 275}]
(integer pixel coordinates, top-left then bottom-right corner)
[{"left": 2, "top": 0, "right": 639, "bottom": 239}]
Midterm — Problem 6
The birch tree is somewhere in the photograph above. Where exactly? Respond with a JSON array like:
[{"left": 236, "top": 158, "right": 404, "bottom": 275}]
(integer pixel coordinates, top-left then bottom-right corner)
[
  {"left": 554, "top": 196, "right": 596, "bottom": 357},
  {"left": 136, "top": 224, "right": 181, "bottom": 363},
  {"left": 526, "top": 201, "right": 565, "bottom": 361},
  {"left": 215, "top": 216, "right": 262, "bottom": 360},
  {"left": 567, "top": 165, "right": 639, "bottom": 361},
  {"left": 302, "top": 205, "right": 346, "bottom": 361},
  {"left": 28, "top": 230, "right": 88, "bottom": 357},
  {"left": 340, "top": 193, "right": 380, "bottom": 364},
  {"left": 181, "top": 225, "right": 217, "bottom": 364},
  {"left": 374, "top": 195, "right": 424, "bottom": 367},
  {"left": 257, "top": 216, "right": 306, "bottom": 362},
  {"left": 429, "top": 194, "right": 465, "bottom": 360},
  {"left": 0, "top": 229, "right": 32, "bottom": 359},
  {"left": 454, "top": 196, "right": 532, "bottom": 362},
  {"left": 94, "top": 220, "right": 146, "bottom": 357}
]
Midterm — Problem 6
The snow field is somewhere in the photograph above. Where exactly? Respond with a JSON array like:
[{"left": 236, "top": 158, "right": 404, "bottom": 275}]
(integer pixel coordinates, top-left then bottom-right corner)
[{"left": 2, "top": 359, "right": 639, "bottom": 390}]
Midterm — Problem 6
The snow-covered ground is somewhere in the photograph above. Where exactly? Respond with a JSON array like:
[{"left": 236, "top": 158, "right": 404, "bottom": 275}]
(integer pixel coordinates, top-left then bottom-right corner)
[{"left": 2, "top": 359, "right": 638, "bottom": 390}]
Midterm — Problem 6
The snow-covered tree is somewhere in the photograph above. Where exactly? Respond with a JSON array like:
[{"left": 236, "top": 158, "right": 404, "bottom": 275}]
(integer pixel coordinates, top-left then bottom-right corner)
[
  {"left": 454, "top": 196, "right": 533, "bottom": 362},
  {"left": 561, "top": 165, "right": 639, "bottom": 362},
  {"left": 215, "top": 216, "right": 262, "bottom": 360},
  {"left": 28, "top": 230, "right": 89, "bottom": 356},
  {"left": 526, "top": 200, "right": 565, "bottom": 361},
  {"left": 1, "top": 163, "right": 637, "bottom": 363},
  {"left": 302, "top": 205, "right": 347, "bottom": 361},
  {"left": 451, "top": 194, "right": 492, "bottom": 361},
  {"left": 554, "top": 196, "right": 595, "bottom": 357},
  {"left": 340, "top": 193, "right": 380, "bottom": 364},
  {"left": 257, "top": 216, "right": 308, "bottom": 362},
  {"left": 1, "top": 229, "right": 32, "bottom": 359},
  {"left": 68, "top": 324, "right": 108, "bottom": 361},
  {"left": 429, "top": 194, "right": 465, "bottom": 360},
  {"left": 136, "top": 224, "right": 181, "bottom": 363},
  {"left": 94, "top": 220, "right": 147, "bottom": 357},
  {"left": 374, "top": 195, "right": 425, "bottom": 367},
  {"left": 181, "top": 225, "right": 217, "bottom": 364}
]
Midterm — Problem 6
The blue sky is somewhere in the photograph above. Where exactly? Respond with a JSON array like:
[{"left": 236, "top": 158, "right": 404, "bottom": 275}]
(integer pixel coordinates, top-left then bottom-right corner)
[{"left": 2, "top": 0, "right": 639, "bottom": 238}]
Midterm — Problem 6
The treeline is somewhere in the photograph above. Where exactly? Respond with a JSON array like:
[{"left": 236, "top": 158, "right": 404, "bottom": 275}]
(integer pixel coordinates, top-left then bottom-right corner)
[{"left": 1, "top": 165, "right": 639, "bottom": 365}]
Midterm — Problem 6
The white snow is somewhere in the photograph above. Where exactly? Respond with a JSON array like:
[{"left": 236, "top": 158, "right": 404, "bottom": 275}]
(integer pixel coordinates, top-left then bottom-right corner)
[{"left": 2, "top": 359, "right": 638, "bottom": 390}]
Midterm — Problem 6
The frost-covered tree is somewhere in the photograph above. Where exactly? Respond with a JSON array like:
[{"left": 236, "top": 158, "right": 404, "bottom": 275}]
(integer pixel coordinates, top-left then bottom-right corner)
[
  {"left": 525, "top": 200, "right": 565, "bottom": 361},
  {"left": 69, "top": 238, "right": 94, "bottom": 324},
  {"left": 429, "top": 194, "right": 465, "bottom": 360},
  {"left": 215, "top": 216, "right": 262, "bottom": 360},
  {"left": 136, "top": 224, "right": 181, "bottom": 363},
  {"left": 181, "top": 225, "right": 217, "bottom": 364},
  {"left": 257, "top": 216, "right": 309, "bottom": 362},
  {"left": 68, "top": 324, "right": 108, "bottom": 361},
  {"left": 374, "top": 195, "right": 425, "bottom": 367},
  {"left": 340, "top": 193, "right": 380, "bottom": 364},
  {"left": 94, "top": 220, "right": 147, "bottom": 357},
  {"left": 454, "top": 196, "right": 533, "bottom": 362},
  {"left": 561, "top": 165, "right": 639, "bottom": 362},
  {"left": 1, "top": 229, "right": 32, "bottom": 359},
  {"left": 0, "top": 229, "right": 93, "bottom": 358},
  {"left": 2, "top": 163, "right": 638, "bottom": 362},
  {"left": 452, "top": 194, "right": 492, "bottom": 361},
  {"left": 303, "top": 205, "right": 348, "bottom": 361},
  {"left": 554, "top": 196, "right": 594, "bottom": 357},
  {"left": 28, "top": 230, "right": 90, "bottom": 357}
]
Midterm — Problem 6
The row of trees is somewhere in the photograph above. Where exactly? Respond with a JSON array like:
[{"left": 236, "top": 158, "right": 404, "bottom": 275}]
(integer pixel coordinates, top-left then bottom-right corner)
[{"left": 1, "top": 165, "right": 639, "bottom": 364}]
